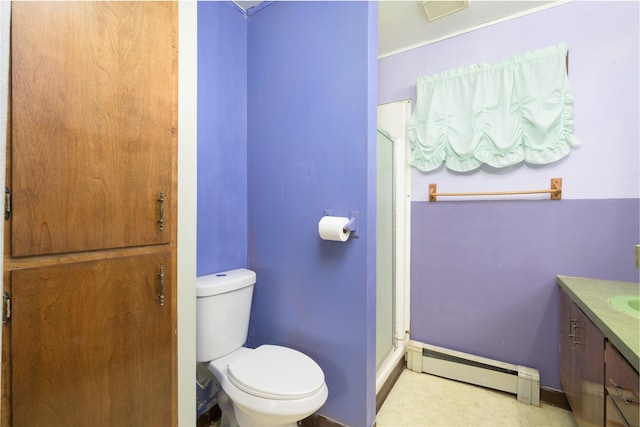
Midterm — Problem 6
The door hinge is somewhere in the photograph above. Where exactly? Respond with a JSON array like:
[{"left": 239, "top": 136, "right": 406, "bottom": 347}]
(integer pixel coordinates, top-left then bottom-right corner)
[
  {"left": 4, "top": 186, "right": 10, "bottom": 220},
  {"left": 2, "top": 292, "right": 10, "bottom": 324}
]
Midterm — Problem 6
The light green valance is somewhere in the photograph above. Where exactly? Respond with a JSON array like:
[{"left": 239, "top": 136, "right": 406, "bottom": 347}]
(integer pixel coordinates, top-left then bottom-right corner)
[{"left": 409, "top": 43, "right": 579, "bottom": 172}]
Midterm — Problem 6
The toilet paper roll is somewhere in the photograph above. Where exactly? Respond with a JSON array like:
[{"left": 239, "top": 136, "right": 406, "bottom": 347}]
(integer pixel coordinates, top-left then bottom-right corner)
[{"left": 318, "top": 216, "right": 351, "bottom": 242}]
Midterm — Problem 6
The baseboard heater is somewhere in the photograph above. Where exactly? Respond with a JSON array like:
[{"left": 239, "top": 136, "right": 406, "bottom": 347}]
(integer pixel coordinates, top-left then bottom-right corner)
[{"left": 406, "top": 341, "right": 540, "bottom": 406}]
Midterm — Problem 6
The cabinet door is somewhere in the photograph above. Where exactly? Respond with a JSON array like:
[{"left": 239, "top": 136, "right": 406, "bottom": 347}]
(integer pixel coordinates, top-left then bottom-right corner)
[
  {"left": 10, "top": 253, "right": 173, "bottom": 426},
  {"left": 559, "top": 290, "right": 605, "bottom": 427},
  {"left": 560, "top": 290, "right": 580, "bottom": 413},
  {"left": 573, "top": 301, "right": 605, "bottom": 427},
  {"left": 605, "top": 341, "right": 639, "bottom": 427},
  {"left": 11, "top": 2, "right": 176, "bottom": 256}
]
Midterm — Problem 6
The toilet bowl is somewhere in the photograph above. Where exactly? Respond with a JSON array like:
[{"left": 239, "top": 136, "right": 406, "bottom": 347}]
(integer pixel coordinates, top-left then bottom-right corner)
[
  {"left": 207, "top": 345, "right": 328, "bottom": 427},
  {"left": 196, "top": 269, "right": 328, "bottom": 427}
]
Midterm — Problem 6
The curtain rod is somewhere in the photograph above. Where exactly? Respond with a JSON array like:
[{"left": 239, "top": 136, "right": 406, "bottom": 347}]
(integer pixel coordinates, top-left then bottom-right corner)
[{"left": 429, "top": 178, "right": 562, "bottom": 202}]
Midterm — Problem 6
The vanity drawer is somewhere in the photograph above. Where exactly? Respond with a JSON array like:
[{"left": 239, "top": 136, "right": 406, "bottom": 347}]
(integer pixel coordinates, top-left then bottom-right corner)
[{"left": 605, "top": 341, "right": 639, "bottom": 427}]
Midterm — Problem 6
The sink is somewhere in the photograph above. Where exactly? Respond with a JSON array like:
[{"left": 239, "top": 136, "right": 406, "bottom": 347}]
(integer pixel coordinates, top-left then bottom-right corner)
[{"left": 608, "top": 295, "right": 640, "bottom": 318}]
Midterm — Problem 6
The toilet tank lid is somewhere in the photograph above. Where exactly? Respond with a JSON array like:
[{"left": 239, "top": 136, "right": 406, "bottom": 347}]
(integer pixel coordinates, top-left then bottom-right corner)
[{"left": 196, "top": 268, "right": 256, "bottom": 297}]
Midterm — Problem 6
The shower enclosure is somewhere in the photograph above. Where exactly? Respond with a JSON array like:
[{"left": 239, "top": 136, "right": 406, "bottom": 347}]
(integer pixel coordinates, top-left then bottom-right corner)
[
  {"left": 376, "top": 100, "right": 411, "bottom": 392},
  {"left": 376, "top": 127, "right": 395, "bottom": 370}
]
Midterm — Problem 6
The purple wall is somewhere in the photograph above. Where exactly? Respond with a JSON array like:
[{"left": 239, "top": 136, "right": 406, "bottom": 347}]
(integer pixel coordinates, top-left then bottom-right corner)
[
  {"left": 197, "top": 2, "right": 248, "bottom": 276},
  {"left": 379, "top": 1, "right": 640, "bottom": 391},
  {"left": 246, "top": 3, "right": 377, "bottom": 426},
  {"left": 380, "top": 1, "right": 639, "bottom": 201},
  {"left": 412, "top": 199, "right": 639, "bottom": 388}
]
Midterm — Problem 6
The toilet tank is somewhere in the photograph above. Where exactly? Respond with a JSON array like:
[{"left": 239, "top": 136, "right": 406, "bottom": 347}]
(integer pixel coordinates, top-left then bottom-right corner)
[{"left": 196, "top": 268, "right": 256, "bottom": 363}]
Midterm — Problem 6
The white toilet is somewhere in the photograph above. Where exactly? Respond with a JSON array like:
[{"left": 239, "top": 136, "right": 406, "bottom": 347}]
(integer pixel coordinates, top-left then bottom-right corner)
[{"left": 196, "top": 268, "right": 328, "bottom": 427}]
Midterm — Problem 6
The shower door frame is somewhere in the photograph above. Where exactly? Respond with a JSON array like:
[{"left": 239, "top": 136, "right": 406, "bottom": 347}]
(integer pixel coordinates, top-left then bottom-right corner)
[{"left": 375, "top": 100, "right": 412, "bottom": 394}]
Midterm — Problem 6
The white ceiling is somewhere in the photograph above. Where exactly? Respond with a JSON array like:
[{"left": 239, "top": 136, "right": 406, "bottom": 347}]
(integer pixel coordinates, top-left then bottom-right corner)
[
  {"left": 378, "top": 1, "right": 560, "bottom": 57},
  {"left": 234, "top": 1, "right": 563, "bottom": 57},
  {"left": 235, "top": 1, "right": 263, "bottom": 11}
]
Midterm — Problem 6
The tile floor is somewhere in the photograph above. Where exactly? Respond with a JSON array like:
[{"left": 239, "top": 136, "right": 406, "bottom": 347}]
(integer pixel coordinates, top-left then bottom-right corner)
[
  {"left": 204, "top": 369, "right": 578, "bottom": 427},
  {"left": 376, "top": 369, "right": 578, "bottom": 427}
]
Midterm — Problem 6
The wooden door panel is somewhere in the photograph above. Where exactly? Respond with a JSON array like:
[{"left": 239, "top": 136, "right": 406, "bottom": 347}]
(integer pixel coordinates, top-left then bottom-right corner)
[
  {"left": 575, "top": 307, "right": 605, "bottom": 427},
  {"left": 560, "top": 291, "right": 579, "bottom": 412},
  {"left": 11, "top": 253, "right": 173, "bottom": 427},
  {"left": 605, "top": 341, "right": 639, "bottom": 427},
  {"left": 11, "top": 2, "right": 176, "bottom": 256}
]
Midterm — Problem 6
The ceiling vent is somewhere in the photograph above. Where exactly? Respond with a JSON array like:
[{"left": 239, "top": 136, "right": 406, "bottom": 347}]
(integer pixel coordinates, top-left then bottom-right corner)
[{"left": 420, "top": 1, "right": 469, "bottom": 21}]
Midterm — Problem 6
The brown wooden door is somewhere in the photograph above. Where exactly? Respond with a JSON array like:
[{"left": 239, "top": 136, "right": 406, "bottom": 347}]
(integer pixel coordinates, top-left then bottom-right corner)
[
  {"left": 10, "top": 253, "right": 173, "bottom": 427},
  {"left": 11, "top": 2, "right": 176, "bottom": 257}
]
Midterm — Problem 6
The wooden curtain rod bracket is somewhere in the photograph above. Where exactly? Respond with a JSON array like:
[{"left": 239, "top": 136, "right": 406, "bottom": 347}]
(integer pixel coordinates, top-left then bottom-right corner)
[
  {"left": 428, "top": 183, "right": 438, "bottom": 202},
  {"left": 429, "top": 178, "right": 562, "bottom": 202},
  {"left": 550, "top": 177, "right": 562, "bottom": 200}
]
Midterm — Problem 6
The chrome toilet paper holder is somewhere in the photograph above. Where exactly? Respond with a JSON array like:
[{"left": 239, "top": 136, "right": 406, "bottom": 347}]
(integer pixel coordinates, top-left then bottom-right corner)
[{"left": 323, "top": 210, "right": 359, "bottom": 238}]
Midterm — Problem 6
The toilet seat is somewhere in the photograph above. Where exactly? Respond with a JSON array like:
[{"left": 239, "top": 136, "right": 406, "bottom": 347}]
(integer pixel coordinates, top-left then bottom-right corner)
[{"left": 227, "top": 345, "right": 325, "bottom": 400}]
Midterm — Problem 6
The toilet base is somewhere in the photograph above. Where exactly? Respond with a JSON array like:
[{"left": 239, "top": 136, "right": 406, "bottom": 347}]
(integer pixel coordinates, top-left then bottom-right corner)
[
  {"left": 218, "top": 390, "right": 239, "bottom": 427},
  {"left": 218, "top": 389, "right": 298, "bottom": 427}
]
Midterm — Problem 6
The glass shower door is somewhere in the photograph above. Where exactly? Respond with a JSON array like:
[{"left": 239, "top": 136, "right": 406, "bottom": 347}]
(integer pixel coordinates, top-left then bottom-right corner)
[{"left": 376, "top": 129, "right": 396, "bottom": 370}]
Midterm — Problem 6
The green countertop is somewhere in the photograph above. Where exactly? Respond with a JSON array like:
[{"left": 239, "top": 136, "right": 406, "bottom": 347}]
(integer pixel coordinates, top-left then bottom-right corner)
[{"left": 558, "top": 275, "right": 639, "bottom": 371}]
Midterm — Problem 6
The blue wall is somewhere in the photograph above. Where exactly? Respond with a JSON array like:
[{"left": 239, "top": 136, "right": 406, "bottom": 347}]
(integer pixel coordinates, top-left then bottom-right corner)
[
  {"left": 197, "top": 2, "right": 378, "bottom": 426},
  {"left": 197, "top": 2, "right": 248, "bottom": 276},
  {"left": 246, "top": 3, "right": 377, "bottom": 426}
]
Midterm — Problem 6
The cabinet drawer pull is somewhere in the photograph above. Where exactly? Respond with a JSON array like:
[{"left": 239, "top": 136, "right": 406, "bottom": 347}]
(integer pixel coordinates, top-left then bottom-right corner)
[
  {"left": 157, "top": 191, "right": 165, "bottom": 232},
  {"left": 610, "top": 379, "right": 640, "bottom": 405},
  {"left": 4, "top": 187, "right": 10, "bottom": 221},
  {"left": 569, "top": 318, "right": 584, "bottom": 347},
  {"left": 606, "top": 395, "right": 631, "bottom": 427},
  {"left": 157, "top": 267, "right": 165, "bottom": 306},
  {"left": 568, "top": 317, "right": 576, "bottom": 341}
]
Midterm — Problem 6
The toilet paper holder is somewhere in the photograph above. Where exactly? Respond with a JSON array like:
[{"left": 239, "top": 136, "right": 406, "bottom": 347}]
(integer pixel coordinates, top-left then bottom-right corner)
[{"left": 323, "top": 210, "right": 359, "bottom": 238}]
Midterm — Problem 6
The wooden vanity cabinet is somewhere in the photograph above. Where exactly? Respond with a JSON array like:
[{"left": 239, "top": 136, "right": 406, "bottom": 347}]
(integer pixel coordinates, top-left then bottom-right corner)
[
  {"left": 560, "top": 289, "right": 605, "bottom": 427},
  {"left": 605, "top": 341, "right": 639, "bottom": 427}
]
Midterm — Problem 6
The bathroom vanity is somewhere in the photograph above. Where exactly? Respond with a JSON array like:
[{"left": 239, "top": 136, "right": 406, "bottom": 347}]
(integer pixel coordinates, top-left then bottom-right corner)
[{"left": 558, "top": 276, "right": 639, "bottom": 427}]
